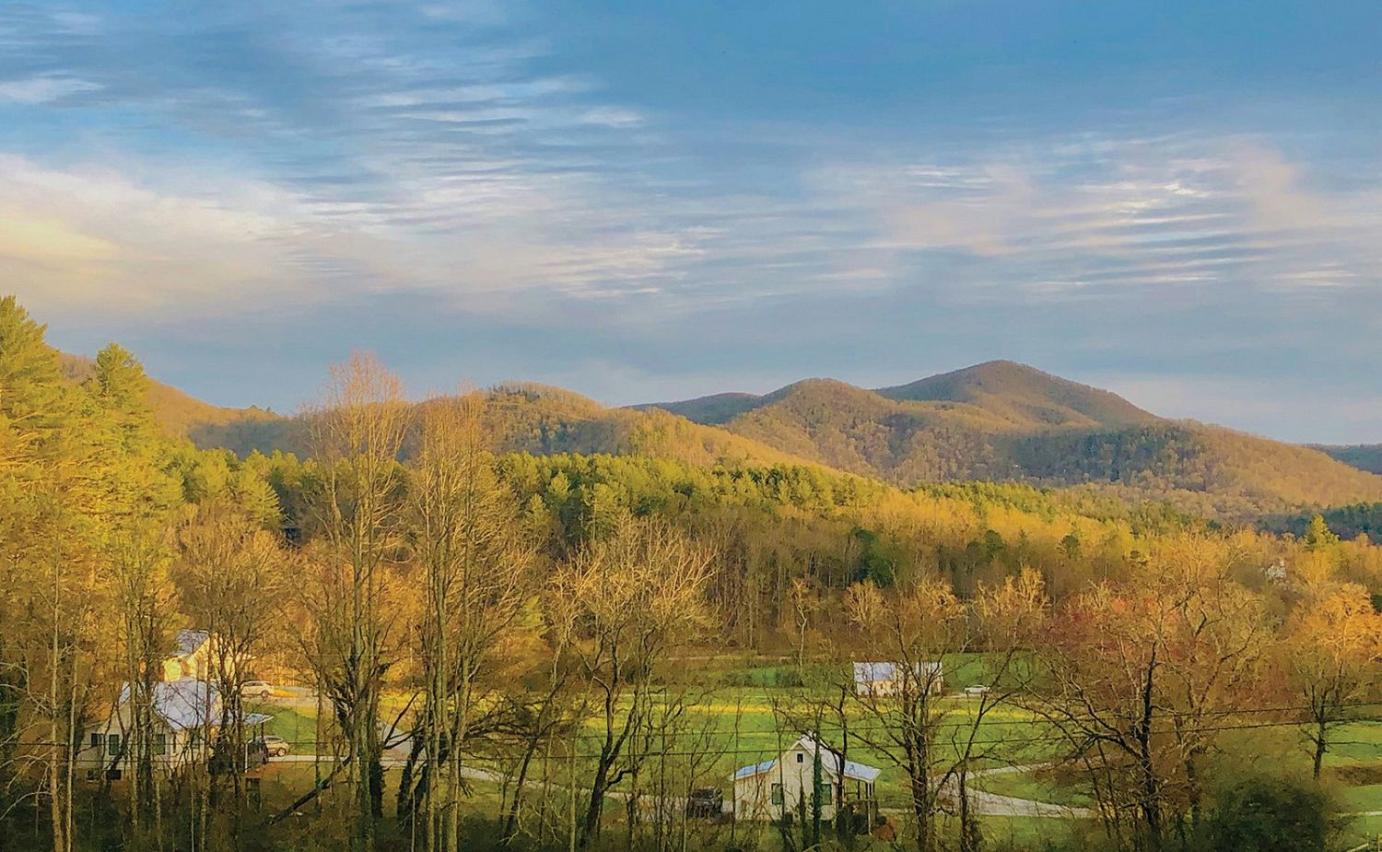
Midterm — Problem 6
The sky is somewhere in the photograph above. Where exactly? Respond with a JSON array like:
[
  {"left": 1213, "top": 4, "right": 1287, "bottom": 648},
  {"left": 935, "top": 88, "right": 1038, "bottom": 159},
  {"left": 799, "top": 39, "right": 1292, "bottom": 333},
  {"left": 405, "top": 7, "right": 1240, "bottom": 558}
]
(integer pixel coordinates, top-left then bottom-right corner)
[{"left": 2, "top": 0, "right": 1380, "bottom": 443}]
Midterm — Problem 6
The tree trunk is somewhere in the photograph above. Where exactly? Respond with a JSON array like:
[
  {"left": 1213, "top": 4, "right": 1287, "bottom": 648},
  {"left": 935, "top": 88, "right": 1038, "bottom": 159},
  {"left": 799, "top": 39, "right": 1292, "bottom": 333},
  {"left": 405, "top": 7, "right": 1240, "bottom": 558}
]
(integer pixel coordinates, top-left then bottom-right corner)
[
  {"left": 1312, "top": 719, "right": 1327, "bottom": 781},
  {"left": 957, "top": 764, "right": 981, "bottom": 852},
  {"left": 581, "top": 750, "right": 616, "bottom": 847}
]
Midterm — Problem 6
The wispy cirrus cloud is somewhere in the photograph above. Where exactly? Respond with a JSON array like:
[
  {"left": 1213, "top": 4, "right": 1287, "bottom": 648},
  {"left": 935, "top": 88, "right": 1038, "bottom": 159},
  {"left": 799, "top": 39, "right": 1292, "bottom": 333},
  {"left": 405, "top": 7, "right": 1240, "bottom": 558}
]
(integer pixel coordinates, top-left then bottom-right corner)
[
  {"left": 1, "top": 0, "right": 1380, "bottom": 440},
  {"left": 806, "top": 135, "right": 1382, "bottom": 301},
  {"left": 0, "top": 74, "right": 100, "bottom": 103}
]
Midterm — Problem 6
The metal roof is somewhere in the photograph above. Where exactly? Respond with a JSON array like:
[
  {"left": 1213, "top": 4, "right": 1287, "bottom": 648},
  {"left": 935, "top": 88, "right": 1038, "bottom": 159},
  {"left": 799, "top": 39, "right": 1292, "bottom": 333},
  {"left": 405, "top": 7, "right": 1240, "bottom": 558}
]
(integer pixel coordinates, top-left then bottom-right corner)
[
  {"left": 115, "top": 678, "right": 271, "bottom": 732},
  {"left": 172, "top": 629, "right": 210, "bottom": 657},
  {"left": 733, "top": 760, "right": 777, "bottom": 780},
  {"left": 853, "top": 660, "right": 942, "bottom": 685},
  {"left": 731, "top": 733, "right": 881, "bottom": 783},
  {"left": 118, "top": 678, "right": 216, "bottom": 731}
]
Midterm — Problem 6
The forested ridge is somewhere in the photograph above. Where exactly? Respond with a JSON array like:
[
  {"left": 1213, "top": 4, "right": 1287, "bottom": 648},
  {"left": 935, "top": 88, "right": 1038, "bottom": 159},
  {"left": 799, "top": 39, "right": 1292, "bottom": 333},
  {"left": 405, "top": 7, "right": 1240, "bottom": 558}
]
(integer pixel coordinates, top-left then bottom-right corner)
[
  {"left": 1317, "top": 443, "right": 1382, "bottom": 475},
  {"left": 643, "top": 363, "right": 1382, "bottom": 519},
  {"left": 5, "top": 295, "right": 1382, "bottom": 852},
  {"left": 160, "top": 358, "right": 1382, "bottom": 523}
]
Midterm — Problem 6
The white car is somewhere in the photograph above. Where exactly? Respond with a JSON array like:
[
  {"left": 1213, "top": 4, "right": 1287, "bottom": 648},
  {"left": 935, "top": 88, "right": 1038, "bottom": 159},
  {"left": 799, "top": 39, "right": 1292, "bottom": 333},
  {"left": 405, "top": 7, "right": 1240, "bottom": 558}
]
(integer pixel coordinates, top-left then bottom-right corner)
[
  {"left": 962, "top": 685, "right": 991, "bottom": 697},
  {"left": 241, "top": 680, "right": 274, "bottom": 700},
  {"left": 260, "top": 735, "right": 290, "bottom": 757}
]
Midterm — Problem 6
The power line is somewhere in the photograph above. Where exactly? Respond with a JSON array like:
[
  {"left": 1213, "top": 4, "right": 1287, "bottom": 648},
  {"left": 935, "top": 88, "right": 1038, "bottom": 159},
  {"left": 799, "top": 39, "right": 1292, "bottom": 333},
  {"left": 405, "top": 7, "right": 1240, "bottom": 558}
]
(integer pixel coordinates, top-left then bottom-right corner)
[{"left": 17, "top": 709, "right": 1382, "bottom": 757}]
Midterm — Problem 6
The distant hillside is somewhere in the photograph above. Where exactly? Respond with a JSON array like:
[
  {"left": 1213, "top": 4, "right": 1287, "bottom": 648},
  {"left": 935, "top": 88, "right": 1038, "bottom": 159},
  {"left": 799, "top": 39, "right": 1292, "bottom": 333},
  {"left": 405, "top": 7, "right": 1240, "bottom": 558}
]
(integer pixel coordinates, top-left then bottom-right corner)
[
  {"left": 642, "top": 361, "right": 1382, "bottom": 518},
  {"left": 60, "top": 354, "right": 279, "bottom": 440},
  {"left": 876, "top": 360, "right": 1158, "bottom": 429},
  {"left": 122, "top": 352, "right": 1382, "bottom": 521},
  {"left": 473, "top": 383, "right": 814, "bottom": 468},
  {"left": 180, "top": 381, "right": 820, "bottom": 473},
  {"left": 636, "top": 392, "right": 763, "bottom": 426},
  {"left": 1316, "top": 444, "right": 1382, "bottom": 475}
]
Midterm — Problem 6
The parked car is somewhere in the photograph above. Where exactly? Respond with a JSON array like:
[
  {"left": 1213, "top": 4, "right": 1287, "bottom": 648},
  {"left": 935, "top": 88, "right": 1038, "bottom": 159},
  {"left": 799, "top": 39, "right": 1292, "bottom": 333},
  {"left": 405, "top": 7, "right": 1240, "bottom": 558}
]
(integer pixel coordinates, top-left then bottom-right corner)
[
  {"left": 962, "top": 685, "right": 990, "bottom": 697},
  {"left": 241, "top": 680, "right": 274, "bottom": 700},
  {"left": 686, "top": 787, "right": 723, "bottom": 819},
  {"left": 260, "top": 735, "right": 290, "bottom": 758}
]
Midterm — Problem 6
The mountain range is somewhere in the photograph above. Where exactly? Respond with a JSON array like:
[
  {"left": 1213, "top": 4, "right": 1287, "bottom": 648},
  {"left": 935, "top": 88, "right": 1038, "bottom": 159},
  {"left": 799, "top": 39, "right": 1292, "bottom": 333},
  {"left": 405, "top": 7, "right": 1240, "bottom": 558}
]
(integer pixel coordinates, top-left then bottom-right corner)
[
  {"left": 635, "top": 361, "right": 1382, "bottom": 517},
  {"left": 121, "top": 356, "right": 1382, "bottom": 521}
]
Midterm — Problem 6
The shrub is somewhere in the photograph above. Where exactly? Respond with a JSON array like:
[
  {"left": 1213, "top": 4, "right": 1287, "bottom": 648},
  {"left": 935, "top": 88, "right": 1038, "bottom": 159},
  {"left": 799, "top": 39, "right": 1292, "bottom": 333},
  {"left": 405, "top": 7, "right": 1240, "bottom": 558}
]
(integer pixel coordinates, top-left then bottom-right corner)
[{"left": 1196, "top": 774, "right": 1338, "bottom": 852}]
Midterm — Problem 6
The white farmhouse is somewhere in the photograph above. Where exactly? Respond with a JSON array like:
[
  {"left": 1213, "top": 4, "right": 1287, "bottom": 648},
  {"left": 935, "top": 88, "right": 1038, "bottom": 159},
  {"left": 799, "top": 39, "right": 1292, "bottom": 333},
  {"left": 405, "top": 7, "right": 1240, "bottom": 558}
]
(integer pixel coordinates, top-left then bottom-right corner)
[
  {"left": 852, "top": 661, "right": 943, "bottom": 697},
  {"left": 76, "top": 678, "right": 273, "bottom": 780},
  {"left": 731, "top": 733, "right": 880, "bottom": 823}
]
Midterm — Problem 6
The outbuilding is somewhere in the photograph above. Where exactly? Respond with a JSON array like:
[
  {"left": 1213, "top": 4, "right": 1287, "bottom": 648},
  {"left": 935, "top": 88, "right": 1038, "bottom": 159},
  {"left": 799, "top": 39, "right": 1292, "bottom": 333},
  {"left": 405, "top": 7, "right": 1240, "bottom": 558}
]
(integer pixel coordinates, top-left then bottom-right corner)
[{"left": 852, "top": 660, "right": 943, "bottom": 697}]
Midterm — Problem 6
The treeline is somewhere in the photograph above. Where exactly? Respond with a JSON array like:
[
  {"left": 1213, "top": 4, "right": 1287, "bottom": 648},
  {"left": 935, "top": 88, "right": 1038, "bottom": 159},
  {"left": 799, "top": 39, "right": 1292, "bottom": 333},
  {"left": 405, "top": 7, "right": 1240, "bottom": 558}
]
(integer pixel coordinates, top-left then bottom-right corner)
[
  {"left": 3, "top": 294, "right": 1382, "bottom": 852},
  {"left": 1281, "top": 502, "right": 1382, "bottom": 543}
]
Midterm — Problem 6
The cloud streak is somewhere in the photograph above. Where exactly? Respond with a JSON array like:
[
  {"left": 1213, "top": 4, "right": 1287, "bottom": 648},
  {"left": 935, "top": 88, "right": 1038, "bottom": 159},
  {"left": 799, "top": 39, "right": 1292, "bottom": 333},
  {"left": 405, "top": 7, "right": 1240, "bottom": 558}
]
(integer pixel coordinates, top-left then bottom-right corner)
[{"left": 0, "top": 1, "right": 1379, "bottom": 441}]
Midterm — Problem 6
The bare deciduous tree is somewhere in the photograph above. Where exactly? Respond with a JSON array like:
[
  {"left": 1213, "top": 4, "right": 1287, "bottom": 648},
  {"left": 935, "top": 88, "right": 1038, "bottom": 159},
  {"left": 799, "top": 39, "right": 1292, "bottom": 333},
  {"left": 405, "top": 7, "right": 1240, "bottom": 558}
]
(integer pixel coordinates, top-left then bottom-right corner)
[
  {"left": 301, "top": 354, "right": 410, "bottom": 852},
  {"left": 547, "top": 514, "right": 714, "bottom": 847},
  {"left": 174, "top": 498, "right": 289, "bottom": 847},
  {"left": 402, "top": 393, "right": 535, "bottom": 851},
  {"left": 840, "top": 576, "right": 966, "bottom": 852}
]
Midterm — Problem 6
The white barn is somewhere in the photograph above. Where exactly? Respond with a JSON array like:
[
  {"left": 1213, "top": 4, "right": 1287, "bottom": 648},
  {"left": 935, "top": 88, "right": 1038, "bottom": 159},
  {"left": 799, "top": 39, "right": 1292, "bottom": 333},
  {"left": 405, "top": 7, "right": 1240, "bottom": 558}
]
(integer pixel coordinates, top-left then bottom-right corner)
[
  {"left": 732, "top": 733, "right": 880, "bottom": 822},
  {"left": 853, "top": 661, "right": 943, "bottom": 697}
]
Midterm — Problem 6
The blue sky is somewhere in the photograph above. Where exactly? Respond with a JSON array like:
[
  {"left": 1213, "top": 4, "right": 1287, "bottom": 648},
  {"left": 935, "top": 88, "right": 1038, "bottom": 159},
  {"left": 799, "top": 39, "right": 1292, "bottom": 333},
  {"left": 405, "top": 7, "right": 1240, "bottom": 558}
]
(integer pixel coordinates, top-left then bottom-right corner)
[{"left": 2, "top": 0, "right": 1380, "bottom": 442}]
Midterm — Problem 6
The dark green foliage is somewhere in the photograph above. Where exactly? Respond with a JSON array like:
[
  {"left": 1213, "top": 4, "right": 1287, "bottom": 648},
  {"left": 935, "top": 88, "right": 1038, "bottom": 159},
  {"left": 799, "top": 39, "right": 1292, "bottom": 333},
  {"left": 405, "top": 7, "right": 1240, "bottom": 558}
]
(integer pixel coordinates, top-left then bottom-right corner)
[
  {"left": 1283, "top": 503, "right": 1382, "bottom": 541},
  {"left": 1195, "top": 775, "right": 1336, "bottom": 852},
  {"left": 850, "top": 526, "right": 897, "bottom": 585},
  {"left": 1316, "top": 443, "right": 1382, "bottom": 474}
]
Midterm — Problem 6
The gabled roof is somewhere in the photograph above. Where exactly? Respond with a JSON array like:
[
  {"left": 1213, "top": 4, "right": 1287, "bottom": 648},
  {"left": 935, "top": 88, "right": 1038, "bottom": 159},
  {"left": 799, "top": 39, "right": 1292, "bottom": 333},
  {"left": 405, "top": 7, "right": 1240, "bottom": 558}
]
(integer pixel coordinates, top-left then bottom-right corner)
[
  {"left": 172, "top": 629, "right": 210, "bottom": 657},
  {"left": 119, "top": 678, "right": 217, "bottom": 731},
  {"left": 113, "top": 679, "right": 274, "bottom": 732},
  {"left": 731, "top": 733, "right": 881, "bottom": 783},
  {"left": 734, "top": 760, "right": 776, "bottom": 780}
]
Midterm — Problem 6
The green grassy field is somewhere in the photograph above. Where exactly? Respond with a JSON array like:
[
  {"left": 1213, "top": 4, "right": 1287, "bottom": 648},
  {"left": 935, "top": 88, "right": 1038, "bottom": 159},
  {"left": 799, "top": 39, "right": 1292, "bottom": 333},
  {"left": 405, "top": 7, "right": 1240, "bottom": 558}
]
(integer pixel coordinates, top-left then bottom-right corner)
[
  {"left": 967, "top": 715, "right": 1382, "bottom": 845},
  {"left": 245, "top": 660, "right": 1382, "bottom": 848}
]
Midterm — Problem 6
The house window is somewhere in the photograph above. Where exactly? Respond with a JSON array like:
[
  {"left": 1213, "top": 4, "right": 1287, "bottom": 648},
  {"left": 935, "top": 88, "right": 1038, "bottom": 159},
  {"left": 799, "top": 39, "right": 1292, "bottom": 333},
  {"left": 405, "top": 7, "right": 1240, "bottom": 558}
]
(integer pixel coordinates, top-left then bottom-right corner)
[
  {"left": 770, "top": 783, "right": 784, "bottom": 806},
  {"left": 90, "top": 733, "right": 103, "bottom": 749},
  {"left": 107, "top": 734, "right": 121, "bottom": 757},
  {"left": 153, "top": 733, "right": 167, "bottom": 756},
  {"left": 795, "top": 752, "right": 804, "bottom": 763},
  {"left": 816, "top": 782, "right": 833, "bottom": 804}
]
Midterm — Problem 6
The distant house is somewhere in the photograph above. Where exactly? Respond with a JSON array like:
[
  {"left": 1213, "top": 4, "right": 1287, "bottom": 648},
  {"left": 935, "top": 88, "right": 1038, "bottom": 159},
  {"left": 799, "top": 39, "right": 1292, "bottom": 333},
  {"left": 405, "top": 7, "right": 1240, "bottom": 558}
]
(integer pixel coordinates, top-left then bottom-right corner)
[
  {"left": 732, "top": 733, "right": 881, "bottom": 823},
  {"left": 162, "top": 629, "right": 214, "bottom": 681},
  {"left": 76, "top": 678, "right": 272, "bottom": 779},
  {"left": 852, "top": 661, "right": 943, "bottom": 697},
  {"left": 1264, "top": 559, "right": 1288, "bottom": 583}
]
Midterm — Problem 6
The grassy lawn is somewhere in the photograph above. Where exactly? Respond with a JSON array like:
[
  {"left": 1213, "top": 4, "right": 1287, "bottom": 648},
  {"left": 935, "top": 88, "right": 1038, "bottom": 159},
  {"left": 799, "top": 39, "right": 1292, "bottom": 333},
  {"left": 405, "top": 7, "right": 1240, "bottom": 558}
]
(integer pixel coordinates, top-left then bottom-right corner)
[
  {"left": 1340, "top": 784, "right": 1382, "bottom": 813},
  {"left": 245, "top": 699, "right": 321, "bottom": 751},
  {"left": 248, "top": 661, "right": 1072, "bottom": 816},
  {"left": 972, "top": 769, "right": 1096, "bottom": 809},
  {"left": 975, "top": 814, "right": 1089, "bottom": 848},
  {"left": 969, "top": 716, "right": 1382, "bottom": 845},
  {"left": 546, "top": 680, "right": 1067, "bottom": 810},
  {"left": 1343, "top": 814, "right": 1382, "bottom": 847},
  {"left": 1325, "top": 720, "right": 1382, "bottom": 765}
]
